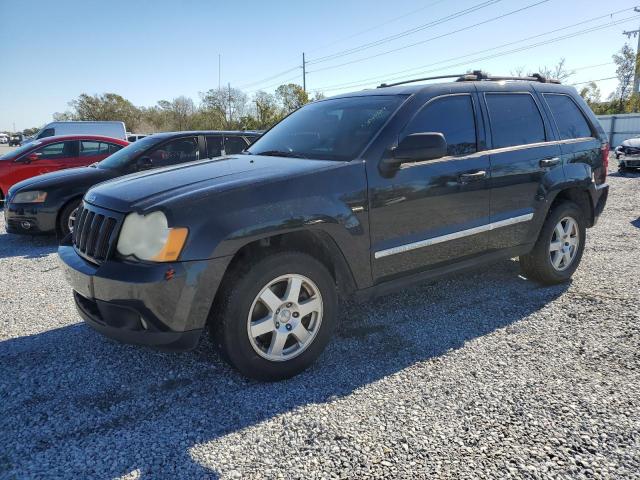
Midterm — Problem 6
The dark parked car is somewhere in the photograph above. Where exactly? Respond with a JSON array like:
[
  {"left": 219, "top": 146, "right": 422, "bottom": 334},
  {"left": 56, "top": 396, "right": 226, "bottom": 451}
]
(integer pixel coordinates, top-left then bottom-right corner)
[
  {"left": 59, "top": 72, "right": 609, "bottom": 380},
  {"left": 4, "top": 131, "right": 258, "bottom": 236},
  {"left": 8, "top": 133, "right": 23, "bottom": 146}
]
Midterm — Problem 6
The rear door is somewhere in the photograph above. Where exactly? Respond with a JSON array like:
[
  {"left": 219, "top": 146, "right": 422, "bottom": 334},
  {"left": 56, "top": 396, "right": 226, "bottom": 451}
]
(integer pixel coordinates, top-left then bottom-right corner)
[
  {"left": 78, "top": 141, "right": 124, "bottom": 166},
  {"left": 540, "top": 92, "right": 602, "bottom": 175},
  {"left": 368, "top": 87, "right": 492, "bottom": 281},
  {"left": 479, "top": 87, "right": 562, "bottom": 250}
]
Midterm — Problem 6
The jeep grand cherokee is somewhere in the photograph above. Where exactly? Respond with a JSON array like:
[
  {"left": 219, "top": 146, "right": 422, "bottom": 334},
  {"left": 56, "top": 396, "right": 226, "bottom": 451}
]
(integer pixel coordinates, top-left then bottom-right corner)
[{"left": 59, "top": 72, "right": 609, "bottom": 381}]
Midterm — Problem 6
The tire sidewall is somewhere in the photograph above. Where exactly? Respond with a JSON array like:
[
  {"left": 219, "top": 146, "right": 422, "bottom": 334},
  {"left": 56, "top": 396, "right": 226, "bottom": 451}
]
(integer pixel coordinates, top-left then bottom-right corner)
[
  {"left": 58, "top": 199, "right": 81, "bottom": 237},
  {"left": 536, "top": 203, "right": 586, "bottom": 282},
  {"left": 218, "top": 252, "right": 338, "bottom": 381}
]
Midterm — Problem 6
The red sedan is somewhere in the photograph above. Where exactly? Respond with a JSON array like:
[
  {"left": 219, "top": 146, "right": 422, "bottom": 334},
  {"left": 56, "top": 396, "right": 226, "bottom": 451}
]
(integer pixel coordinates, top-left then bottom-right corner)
[{"left": 0, "top": 135, "right": 129, "bottom": 201}]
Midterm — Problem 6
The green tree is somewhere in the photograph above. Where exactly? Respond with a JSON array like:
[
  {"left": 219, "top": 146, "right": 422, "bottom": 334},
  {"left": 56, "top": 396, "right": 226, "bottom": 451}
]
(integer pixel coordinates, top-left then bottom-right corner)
[
  {"left": 611, "top": 43, "right": 636, "bottom": 113},
  {"left": 253, "top": 91, "right": 281, "bottom": 128},
  {"left": 157, "top": 96, "right": 196, "bottom": 130},
  {"left": 54, "top": 93, "right": 142, "bottom": 131},
  {"left": 22, "top": 127, "right": 40, "bottom": 136},
  {"left": 200, "top": 87, "right": 248, "bottom": 128},
  {"left": 275, "top": 84, "right": 309, "bottom": 113}
]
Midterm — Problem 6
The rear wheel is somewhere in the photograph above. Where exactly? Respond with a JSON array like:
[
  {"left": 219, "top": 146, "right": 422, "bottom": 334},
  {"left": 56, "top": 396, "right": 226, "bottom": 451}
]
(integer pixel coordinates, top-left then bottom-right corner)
[
  {"left": 210, "top": 251, "right": 338, "bottom": 381},
  {"left": 520, "top": 201, "right": 586, "bottom": 285},
  {"left": 58, "top": 199, "right": 81, "bottom": 237}
]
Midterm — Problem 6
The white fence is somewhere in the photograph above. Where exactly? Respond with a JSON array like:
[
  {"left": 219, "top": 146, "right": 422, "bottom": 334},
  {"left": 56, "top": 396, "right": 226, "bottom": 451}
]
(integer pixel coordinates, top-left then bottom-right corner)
[{"left": 597, "top": 114, "right": 640, "bottom": 147}]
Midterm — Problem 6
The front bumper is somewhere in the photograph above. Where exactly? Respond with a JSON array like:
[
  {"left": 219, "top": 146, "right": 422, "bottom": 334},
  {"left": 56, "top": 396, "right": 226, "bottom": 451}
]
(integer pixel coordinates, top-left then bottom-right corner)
[
  {"left": 58, "top": 241, "right": 232, "bottom": 351},
  {"left": 4, "top": 201, "right": 57, "bottom": 234},
  {"left": 618, "top": 155, "right": 640, "bottom": 168}
]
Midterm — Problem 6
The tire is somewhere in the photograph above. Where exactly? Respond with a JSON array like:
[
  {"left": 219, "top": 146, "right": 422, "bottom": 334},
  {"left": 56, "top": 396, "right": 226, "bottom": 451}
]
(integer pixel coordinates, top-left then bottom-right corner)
[
  {"left": 519, "top": 201, "right": 586, "bottom": 285},
  {"left": 58, "top": 199, "right": 81, "bottom": 237},
  {"left": 210, "top": 251, "right": 338, "bottom": 381}
]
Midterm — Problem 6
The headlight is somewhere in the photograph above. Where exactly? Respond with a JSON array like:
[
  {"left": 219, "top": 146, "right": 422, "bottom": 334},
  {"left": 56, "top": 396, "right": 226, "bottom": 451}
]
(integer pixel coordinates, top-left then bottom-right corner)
[
  {"left": 116, "top": 211, "right": 188, "bottom": 262},
  {"left": 13, "top": 191, "right": 47, "bottom": 203}
]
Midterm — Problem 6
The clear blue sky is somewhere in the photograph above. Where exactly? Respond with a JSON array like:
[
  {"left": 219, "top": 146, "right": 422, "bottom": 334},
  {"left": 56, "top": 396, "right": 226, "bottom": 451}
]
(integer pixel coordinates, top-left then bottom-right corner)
[{"left": 0, "top": 0, "right": 637, "bottom": 131}]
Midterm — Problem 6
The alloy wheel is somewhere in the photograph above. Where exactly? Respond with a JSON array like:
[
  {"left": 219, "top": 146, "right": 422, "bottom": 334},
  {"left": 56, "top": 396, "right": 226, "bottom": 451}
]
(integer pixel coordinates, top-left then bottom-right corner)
[
  {"left": 549, "top": 216, "right": 579, "bottom": 271},
  {"left": 247, "top": 274, "right": 323, "bottom": 362}
]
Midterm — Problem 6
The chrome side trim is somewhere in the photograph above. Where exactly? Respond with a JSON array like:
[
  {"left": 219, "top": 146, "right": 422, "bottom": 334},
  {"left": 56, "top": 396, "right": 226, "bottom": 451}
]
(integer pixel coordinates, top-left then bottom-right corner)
[{"left": 374, "top": 213, "right": 534, "bottom": 259}]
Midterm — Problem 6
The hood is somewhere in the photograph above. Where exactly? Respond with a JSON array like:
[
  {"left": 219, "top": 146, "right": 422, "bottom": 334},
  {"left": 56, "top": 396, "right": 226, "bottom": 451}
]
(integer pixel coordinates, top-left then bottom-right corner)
[
  {"left": 9, "top": 166, "right": 117, "bottom": 193},
  {"left": 621, "top": 137, "right": 640, "bottom": 148},
  {"left": 85, "top": 155, "right": 341, "bottom": 213}
]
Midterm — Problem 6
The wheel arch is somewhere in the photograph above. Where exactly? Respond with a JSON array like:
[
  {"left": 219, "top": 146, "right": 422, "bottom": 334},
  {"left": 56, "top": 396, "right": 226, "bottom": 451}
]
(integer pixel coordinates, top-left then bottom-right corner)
[
  {"left": 547, "top": 186, "right": 594, "bottom": 227},
  {"left": 55, "top": 195, "right": 84, "bottom": 236}
]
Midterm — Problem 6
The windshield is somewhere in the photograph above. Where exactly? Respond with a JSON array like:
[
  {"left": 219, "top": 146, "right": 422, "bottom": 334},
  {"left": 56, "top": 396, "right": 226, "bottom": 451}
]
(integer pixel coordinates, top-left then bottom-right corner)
[
  {"left": 247, "top": 95, "right": 405, "bottom": 161},
  {"left": 97, "top": 135, "right": 161, "bottom": 170},
  {"left": 0, "top": 141, "right": 41, "bottom": 161}
]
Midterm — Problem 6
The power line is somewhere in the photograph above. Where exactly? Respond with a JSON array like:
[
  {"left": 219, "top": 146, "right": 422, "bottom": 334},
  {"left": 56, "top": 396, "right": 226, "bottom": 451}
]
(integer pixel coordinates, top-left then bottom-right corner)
[
  {"left": 309, "top": 9, "right": 638, "bottom": 93},
  {"left": 307, "top": 0, "right": 449, "bottom": 54},
  {"left": 571, "top": 76, "right": 618, "bottom": 86},
  {"left": 236, "top": 65, "right": 301, "bottom": 90},
  {"left": 308, "top": 0, "right": 502, "bottom": 65},
  {"left": 245, "top": 73, "right": 302, "bottom": 95},
  {"left": 308, "top": 0, "right": 550, "bottom": 74}
]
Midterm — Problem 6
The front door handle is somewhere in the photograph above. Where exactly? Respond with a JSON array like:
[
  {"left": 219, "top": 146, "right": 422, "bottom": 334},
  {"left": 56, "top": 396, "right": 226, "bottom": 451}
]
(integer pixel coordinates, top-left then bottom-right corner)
[
  {"left": 540, "top": 157, "right": 561, "bottom": 167},
  {"left": 458, "top": 170, "right": 486, "bottom": 183}
]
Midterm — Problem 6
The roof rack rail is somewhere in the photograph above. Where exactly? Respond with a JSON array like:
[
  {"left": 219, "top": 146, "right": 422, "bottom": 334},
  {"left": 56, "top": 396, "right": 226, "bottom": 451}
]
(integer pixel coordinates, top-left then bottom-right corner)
[{"left": 377, "top": 70, "right": 561, "bottom": 88}]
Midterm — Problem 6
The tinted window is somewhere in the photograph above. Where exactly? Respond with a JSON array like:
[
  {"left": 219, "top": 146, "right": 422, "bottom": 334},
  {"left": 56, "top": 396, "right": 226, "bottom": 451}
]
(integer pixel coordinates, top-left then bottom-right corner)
[
  {"left": 35, "top": 141, "right": 77, "bottom": 159},
  {"left": 79, "top": 141, "right": 101, "bottom": 157},
  {"left": 37, "top": 128, "right": 55, "bottom": 139},
  {"left": 247, "top": 96, "right": 405, "bottom": 161},
  {"left": 486, "top": 93, "right": 546, "bottom": 148},
  {"left": 106, "top": 143, "right": 123, "bottom": 154},
  {"left": 206, "top": 136, "right": 223, "bottom": 157},
  {"left": 544, "top": 94, "right": 592, "bottom": 140},
  {"left": 404, "top": 95, "right": 477, "bottom": 156},
  {"left": 224, "top": 136, "right": 247, "bottom": 154},
  {"left": 147, "top": 137, "right": 199, "bottom": 167}
]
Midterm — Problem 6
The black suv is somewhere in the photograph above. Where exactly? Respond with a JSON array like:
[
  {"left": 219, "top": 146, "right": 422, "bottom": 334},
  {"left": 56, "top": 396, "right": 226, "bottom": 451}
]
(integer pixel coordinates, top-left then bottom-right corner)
[
  {"left": 59, "top": 72, "right": 609, "bottom": 381},
  {"left": 8, "top": 133, "right": 23, "bottom": 146}
]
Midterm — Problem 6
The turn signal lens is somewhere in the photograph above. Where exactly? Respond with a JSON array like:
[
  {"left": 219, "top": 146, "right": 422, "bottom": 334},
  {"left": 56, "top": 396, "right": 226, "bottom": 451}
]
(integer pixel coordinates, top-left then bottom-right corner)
[{"left": 152, "top": 227, "right": 189, "bottom": 262}]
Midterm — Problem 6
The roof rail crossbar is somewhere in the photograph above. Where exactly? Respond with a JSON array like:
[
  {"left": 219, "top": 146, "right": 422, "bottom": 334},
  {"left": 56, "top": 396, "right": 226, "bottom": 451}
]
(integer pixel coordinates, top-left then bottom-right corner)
[{"left": 377, "top": 70, "right": 561, "bottom": 88}]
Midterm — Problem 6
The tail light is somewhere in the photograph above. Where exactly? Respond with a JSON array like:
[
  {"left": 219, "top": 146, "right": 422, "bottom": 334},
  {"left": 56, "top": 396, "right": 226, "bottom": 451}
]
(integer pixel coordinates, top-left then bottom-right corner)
[{"left": 594, "top": 142, "right": 609, "bottom": 185}]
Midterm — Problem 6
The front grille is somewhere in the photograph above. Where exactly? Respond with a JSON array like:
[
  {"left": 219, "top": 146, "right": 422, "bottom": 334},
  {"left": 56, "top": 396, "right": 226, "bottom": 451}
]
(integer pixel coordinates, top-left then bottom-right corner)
[{"left": 72, "top": 203, "right": 121, "bottom": 264}]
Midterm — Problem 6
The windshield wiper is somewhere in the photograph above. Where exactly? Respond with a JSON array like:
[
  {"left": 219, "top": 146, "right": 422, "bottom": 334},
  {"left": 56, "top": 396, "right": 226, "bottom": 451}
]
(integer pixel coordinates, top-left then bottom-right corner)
[{"left": 254, "top": 150, "right": 308, "bottom": 159}]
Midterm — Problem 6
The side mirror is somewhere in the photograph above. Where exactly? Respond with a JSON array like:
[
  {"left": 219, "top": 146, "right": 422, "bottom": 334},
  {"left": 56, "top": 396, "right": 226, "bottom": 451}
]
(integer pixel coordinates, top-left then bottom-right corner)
[
  {"left": 20, "top": 152, "right": 40, "bottom": 163},
  {"left": 393, "top": 132, "right": 447, "bottom": 163},
  {"left": 136, "top": 156, "right": 153, "bottom": 171}
]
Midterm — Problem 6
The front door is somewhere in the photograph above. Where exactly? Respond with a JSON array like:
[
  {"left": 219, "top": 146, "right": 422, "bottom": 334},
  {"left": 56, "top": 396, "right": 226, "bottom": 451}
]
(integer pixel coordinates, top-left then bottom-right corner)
[
  {"left": 368, "top": 91, "right": 491, "bottom": 282},
  {"left": 12, "top": 140, "right": 79, "bottom": 186}
]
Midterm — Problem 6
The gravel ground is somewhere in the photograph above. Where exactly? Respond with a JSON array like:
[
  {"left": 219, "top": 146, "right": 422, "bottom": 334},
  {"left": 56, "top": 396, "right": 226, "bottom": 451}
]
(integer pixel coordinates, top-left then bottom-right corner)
[{"left": 1, "top": 165, "right": 639, "bottom": 479}]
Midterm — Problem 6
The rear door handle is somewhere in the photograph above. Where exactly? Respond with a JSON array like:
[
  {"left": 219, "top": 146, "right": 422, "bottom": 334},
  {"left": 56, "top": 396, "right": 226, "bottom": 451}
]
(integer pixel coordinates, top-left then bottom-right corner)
[
  {"left": 540, "top": 157, "right": 561, "bottom": 167},
  {"left": 458, "top": 170, "right": 486, "bottom": 183}
]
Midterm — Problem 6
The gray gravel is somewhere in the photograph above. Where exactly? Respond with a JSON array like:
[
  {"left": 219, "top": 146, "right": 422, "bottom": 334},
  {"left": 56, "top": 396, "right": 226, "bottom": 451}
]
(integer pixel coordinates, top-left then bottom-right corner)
[{"left": 1, "top": 164, "right": 639, "bottom": 479}]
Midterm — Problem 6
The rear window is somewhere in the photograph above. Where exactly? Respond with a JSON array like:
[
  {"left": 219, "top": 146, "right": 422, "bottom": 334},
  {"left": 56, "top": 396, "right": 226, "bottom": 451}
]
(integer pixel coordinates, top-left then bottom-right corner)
[
  {"left": 543, "top": 94, "right": 593, "bottom": 140},
  {"left": 485, "top": 93, "right": 546, "bottom": 149}
]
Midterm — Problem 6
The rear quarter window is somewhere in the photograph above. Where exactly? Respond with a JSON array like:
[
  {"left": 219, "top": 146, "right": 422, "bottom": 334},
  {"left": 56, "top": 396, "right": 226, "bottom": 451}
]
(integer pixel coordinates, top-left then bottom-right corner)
[
  {"left": 485, "top": 93, "right": 546, "bottom": 149},
  {"left": 543, "top": 94, "right": 593, "bottom": 140}
]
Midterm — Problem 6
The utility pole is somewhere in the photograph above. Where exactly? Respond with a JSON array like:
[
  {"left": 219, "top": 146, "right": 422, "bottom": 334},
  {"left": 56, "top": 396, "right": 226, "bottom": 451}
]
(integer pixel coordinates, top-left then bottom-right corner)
[
  {"left": 228, "top": 82, "right": 232, "bottom": 125},
  {"left": 302, "top": 52, "right": 307, "bottom": 92},
  {"left": 218, "top": 54, "right": 221, "bottom": 90},
  {"left": 623, "top": 7, "right": 640, "bottom": 94}
]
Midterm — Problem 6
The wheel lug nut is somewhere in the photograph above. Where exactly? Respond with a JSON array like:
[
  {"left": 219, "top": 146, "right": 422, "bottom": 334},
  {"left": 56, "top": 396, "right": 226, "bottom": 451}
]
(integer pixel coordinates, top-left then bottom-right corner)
[
  {"left": 293, "top": 312, "right": 299, "bottom": 318},
  {"left": 286, "top": 324, "right": 292, "bottom": 331},
  {"left": 275, "top": 322, "right": 280, "bottom": 328},
  {"left": 286, "top": 303, "right": 292, "bottom": 308}
]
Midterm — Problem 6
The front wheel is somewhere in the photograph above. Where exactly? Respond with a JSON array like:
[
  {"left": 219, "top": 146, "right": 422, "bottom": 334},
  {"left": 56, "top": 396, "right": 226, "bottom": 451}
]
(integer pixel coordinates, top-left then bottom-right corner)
[
  {"left": 520, "top": 201, "right": 586, "bottom": 285},
  {"left": 210, "top": 252, "right": 338, "bottom": 381},
  {"left": 58, "top": 199, "right": 81, "bottom": 237}
]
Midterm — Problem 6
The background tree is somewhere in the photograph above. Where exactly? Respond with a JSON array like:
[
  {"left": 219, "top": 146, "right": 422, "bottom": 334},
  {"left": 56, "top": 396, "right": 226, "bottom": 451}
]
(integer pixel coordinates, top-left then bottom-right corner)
[
  {"left": 200, "top": 87, "right": 248, "bottom": 128},
  {"left": 611, "top": 43, "right": 636, "bottom": 112},
  {"left": 537, "top": 58, "right": 574, "bottom": 82},
  {"left": 54, "top": 93, "right": 142, "bottom": 131},
  {"left": 275, "top": 84, "right": 309, "bottom": 113},
  {"left": 253, "top": 91, "right": 281, "bottom": 129}
]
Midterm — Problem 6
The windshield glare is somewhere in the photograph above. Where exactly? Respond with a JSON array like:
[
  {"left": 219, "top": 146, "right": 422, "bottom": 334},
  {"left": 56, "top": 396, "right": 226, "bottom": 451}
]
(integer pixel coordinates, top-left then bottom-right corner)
[
  {"left": 247, "top": 95, "right": 405, "bottom": 161},
  {"left": 0, "top": 141, "right": 41, "bottom": 161},
  {"left": 97, "top": 136, "right": 160, "bottom": 170}
]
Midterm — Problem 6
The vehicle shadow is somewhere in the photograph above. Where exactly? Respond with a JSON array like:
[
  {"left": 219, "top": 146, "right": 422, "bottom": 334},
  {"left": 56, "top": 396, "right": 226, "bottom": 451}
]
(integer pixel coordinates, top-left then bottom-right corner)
[
  {"left": 0, "top": 259, "right": 569, "bottom": 479},
  {"left": 0, "top": 231, "right": 58, "bottom": 260}
]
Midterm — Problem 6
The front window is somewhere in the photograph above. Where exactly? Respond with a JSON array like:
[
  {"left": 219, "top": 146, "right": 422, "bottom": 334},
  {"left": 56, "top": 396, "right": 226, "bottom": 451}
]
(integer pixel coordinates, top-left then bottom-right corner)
[
  {"left": 37, "top": 128, "right": 55, "bottom": 139},
  {"left": 247, "top": 95, "right": 405, "bottom": 161},
  {"left": 0, "top": 141, "right": 42, "bottom": 161},
  {"left": 97, "top": 136, "right": 163, "bottom": 170}
]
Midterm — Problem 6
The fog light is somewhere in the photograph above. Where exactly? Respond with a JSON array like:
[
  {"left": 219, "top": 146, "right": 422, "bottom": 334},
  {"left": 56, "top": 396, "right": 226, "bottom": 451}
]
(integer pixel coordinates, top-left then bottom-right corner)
[{"left": 20, "top": 221, "right": 32, "bottom": 230}]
